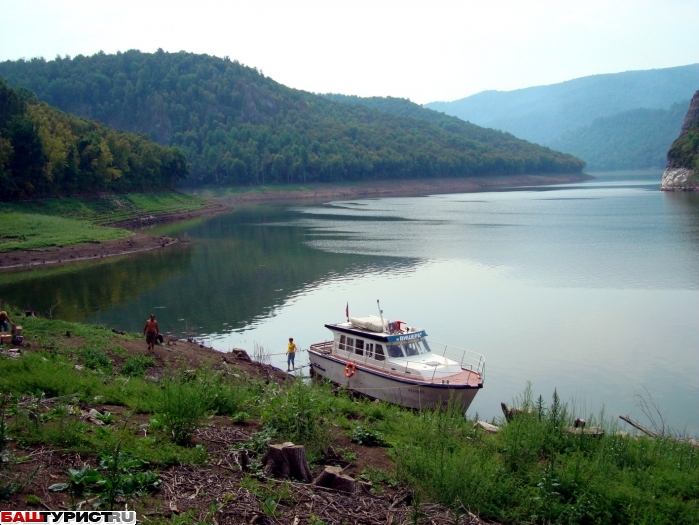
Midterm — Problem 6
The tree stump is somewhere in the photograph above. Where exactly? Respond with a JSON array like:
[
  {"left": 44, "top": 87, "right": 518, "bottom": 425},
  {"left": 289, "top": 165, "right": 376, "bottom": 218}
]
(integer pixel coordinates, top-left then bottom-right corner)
[
  {"left": 260, "top": 442, "right": 313, "bottom": 482},
  {"left": 312, "top": 466, "right": 356, "bottom": 493}
]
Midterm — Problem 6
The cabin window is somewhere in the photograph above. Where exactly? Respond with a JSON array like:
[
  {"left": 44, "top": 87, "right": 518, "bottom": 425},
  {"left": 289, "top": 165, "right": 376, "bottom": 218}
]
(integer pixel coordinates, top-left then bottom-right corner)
[
  {"left": 374, "top": 344, "right": 385, "bottom": 361},
  {"left": 346, "top": 337, "right": 354, "bottom": 352},
  {"left": 339, "top": 335, "right": 346, "bottom": 351},
  {"left": 355, "top": 339, "right": 364, "bottom": 356},
  {"left": 366, "top": 343, "right": 373, "bottom": 359},
  {"left": 387, "top": 345, "right": 404, "bottom": 358}
]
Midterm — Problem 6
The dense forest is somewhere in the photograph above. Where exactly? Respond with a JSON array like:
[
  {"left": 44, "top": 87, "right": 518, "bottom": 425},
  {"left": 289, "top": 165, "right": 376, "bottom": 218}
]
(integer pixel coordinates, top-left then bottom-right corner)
[
  {"left": 667, "top": 90, "right": 699, "bottom": 174},
  {"left": 548, "top": 101, "right": 688, "bottom": 170},
  {"left": 0, "top": 80, "right": 188, "bottom": 200},
  {"left": 0, "top": 51, "right": 584, "bottom": 187}
]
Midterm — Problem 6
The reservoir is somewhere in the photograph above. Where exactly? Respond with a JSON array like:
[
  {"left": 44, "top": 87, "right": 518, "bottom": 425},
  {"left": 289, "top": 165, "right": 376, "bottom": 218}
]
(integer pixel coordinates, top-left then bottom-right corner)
[{"left": 2, "top": 170, "right": 698, "bottom": 434}]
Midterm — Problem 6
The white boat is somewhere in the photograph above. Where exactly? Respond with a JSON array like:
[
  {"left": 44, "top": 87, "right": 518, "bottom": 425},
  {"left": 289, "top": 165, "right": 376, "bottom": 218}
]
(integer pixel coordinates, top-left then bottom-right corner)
[{"left": 308, "top": 303, "right": 485, "bottom": 410}]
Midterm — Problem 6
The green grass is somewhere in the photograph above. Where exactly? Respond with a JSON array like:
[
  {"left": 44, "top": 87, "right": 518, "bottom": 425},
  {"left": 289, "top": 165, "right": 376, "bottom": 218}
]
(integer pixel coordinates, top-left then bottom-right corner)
[
  {"left": 1, "top": 315, "right": 697, "bottom": 523},
  {"left": 0, "top": 192, "right": 209, "bottom": 226},
  {"left": 0, "top": 213, "right": 131, "bottom": 252},
  {"left": 0, "top": 192, "right": 210, "bottom": 253}
]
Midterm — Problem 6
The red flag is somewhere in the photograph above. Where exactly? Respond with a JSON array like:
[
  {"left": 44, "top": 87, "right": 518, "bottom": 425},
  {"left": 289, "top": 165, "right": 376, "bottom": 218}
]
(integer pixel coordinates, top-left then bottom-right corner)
[{"left": 345, "top": 302, "right": 349, "bottom": 319}]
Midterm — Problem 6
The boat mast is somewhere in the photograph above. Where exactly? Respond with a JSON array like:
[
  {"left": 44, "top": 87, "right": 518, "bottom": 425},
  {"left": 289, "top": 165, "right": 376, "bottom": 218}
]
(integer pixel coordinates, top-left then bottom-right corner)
[{"left": 377, "top": 299, "right": 386, "bottom": 332}]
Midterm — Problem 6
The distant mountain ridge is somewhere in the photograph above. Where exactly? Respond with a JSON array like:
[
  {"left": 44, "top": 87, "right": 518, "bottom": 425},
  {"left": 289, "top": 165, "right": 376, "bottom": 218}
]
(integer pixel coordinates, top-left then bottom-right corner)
[
  {"left": 0, "top": 50, "right": 583, "bottom": 187},
  {"left": 548, "top": 101, "right": 689, "bottom": 171},
  {"left": 426, "top": 64, "right": 699, "bottom": 145}
]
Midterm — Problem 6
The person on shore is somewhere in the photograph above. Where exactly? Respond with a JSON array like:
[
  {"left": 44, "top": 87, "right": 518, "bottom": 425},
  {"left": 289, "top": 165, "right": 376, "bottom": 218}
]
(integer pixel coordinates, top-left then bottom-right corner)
[
  {"left": 143, "top": 314, "right": 159, "bottom": 351},
  {"left": 0, "top": 311, "right": 14, "bottom": 333},
  {"left": 287, "top": 337, "right": 297, "bottom": 371}
]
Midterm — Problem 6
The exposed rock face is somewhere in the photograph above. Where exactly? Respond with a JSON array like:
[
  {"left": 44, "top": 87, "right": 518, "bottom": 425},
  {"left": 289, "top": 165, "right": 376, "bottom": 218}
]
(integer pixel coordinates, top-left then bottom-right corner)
[{"left": 662, "top": 90, "right": 699, "bottom": 190}]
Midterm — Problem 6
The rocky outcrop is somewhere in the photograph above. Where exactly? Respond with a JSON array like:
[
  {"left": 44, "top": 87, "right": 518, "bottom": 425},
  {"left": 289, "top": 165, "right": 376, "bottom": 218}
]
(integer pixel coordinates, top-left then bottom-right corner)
[{"left": 662, "top": 90, "right": 699, "bottom": 190}]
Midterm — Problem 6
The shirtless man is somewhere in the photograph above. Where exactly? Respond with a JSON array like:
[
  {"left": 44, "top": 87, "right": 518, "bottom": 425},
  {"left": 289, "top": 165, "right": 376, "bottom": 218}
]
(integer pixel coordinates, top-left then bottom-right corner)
[
  {"left": 143, "top": 314, "right": 159, "bottom": 351},
  {"left": 0, "top": 311, "right": 13, "bottom": 333}
]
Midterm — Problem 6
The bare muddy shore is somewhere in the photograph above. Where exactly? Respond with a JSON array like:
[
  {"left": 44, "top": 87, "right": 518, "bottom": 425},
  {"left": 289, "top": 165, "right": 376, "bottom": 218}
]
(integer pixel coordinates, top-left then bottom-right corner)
[
  {"left": 0, "top": 233, "right": 178, "bottom": 270},
  {"left": 200, "top": 173, "right": 593, "bottom": 206}
]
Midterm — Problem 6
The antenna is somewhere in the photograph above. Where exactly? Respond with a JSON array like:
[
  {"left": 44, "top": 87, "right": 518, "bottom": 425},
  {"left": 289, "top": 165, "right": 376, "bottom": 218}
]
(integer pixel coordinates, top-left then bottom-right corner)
[{"left": 377, "top": 299, "right": 386, "bottom": 332}]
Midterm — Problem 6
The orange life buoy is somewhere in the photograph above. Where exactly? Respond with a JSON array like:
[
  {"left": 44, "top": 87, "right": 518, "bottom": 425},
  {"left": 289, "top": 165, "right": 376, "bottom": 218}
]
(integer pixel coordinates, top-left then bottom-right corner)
[{"left": 344, "top": 362, "right": 357, "bottom": 378}]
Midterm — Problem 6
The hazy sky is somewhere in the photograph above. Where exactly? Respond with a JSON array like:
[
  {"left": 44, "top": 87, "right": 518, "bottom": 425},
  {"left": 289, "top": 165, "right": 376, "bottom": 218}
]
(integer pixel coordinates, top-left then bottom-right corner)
[{"left": 1, "top": 0, "right": 698, "bottom": 104}]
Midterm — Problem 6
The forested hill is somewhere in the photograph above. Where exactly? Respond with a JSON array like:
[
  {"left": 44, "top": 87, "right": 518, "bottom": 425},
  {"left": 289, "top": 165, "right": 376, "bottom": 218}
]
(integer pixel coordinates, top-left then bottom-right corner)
[
  {"left": 0, "top": 51, "right": 584, "bottom": 187},
  {"left": 548, "top": 101, "right": 689, "bottom": 171},
  {"left": 323, "top": 93, "right": 561, "bottom": 150},
  {"left": 0, "top": 80, "right": 187, "bottom": 200}
]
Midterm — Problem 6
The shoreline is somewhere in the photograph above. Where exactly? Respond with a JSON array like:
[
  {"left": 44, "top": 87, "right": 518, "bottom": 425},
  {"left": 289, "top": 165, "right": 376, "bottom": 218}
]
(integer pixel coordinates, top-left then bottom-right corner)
[
  {"left": 197, "top": 173, "right": 593, "bottom": 206},
  {"left": 2, "top": 173, "right": 591, "bottom": 270},
  {"left": 0, "top": 234, "right": 179, "bottom": 270}
]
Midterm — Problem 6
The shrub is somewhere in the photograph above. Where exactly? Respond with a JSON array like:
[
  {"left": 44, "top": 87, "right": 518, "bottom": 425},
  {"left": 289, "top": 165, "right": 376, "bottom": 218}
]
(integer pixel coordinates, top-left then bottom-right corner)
[
  {"left": 81, "top": 347, "right": 113, "bottom": 373},
  {"left": 155, "top": 373, "right": 209, "bottom": 445},
  {"left": 120, "top": 355, "right": 155, "bottom": 378}
]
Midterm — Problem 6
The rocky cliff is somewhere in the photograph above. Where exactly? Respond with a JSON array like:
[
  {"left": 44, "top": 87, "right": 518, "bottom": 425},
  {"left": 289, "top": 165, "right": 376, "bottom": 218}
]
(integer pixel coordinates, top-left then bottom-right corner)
[{"left": 661, "top": 90, "right": 699, "bottom": 190}]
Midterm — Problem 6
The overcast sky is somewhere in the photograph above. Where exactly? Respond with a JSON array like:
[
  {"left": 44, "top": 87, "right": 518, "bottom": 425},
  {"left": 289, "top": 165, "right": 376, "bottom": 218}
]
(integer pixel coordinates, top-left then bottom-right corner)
[{"left": 1, "top": 0, "right": 698, "bottom": 104}]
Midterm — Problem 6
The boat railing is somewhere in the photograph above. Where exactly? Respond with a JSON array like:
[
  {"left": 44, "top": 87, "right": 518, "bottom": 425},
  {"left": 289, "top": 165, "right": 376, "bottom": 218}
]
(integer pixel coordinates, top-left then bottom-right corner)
[
  {"left": 427, "top": 340, "right": 486, "bottom": 382},
  {"left": 309, "top": 341, "right": 333, "bottom": 355}
]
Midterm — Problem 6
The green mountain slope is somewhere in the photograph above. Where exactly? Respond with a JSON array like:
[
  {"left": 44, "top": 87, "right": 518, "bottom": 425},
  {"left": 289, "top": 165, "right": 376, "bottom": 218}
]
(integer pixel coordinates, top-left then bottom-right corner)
[
  {"left": 548, "top": 101, "right": 688, "bottom": 170},
  {"left": 0, "top": 80, "right": 188, "bottom": 200},
  {"left": 0, "top": 51, "right": 584, "bottom": 186},
  {"left": 425, "top": 64, "right": 699, "bottom": 146},
  {"left": 666, "top": 90, "right": 699, "bottom": 178}
]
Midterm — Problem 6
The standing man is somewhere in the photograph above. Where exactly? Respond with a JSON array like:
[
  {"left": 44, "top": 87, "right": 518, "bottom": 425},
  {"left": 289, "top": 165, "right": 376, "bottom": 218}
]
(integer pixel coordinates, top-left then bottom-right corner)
[
  {"left": 0, "top": 311, "right": 14, "bottom": 332},
  {"left": 287, "top": 337, "right": 297, "bottom": 372},
  {"left": 143, "top": 314, "right": 159, "bottom": 351}
]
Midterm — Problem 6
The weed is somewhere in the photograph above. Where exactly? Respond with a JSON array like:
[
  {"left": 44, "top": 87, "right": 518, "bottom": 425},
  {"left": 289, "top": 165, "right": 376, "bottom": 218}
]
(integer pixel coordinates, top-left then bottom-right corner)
[
  {"left": 156, "top": 372, "right": 209, "bottom": 445},
  {"left": 262, "top": 379, "right": 331, "bottom": 454},
  {"left": 25, "top": 494, "right": 42, "bottom": 506},
  {"left": 261, "top": 497, "right": 281, "bottom": 518},
  {"left": 81, "top": 347, "right": 113, "bottom": 373},
  {"left": 351, "top": 425, "right": 385, "bottom": 447},
  {"left": 360, "top": 466, "right": 398, "bottom": 488},
  {"left": 120, "top": 355, "right": 156, "bottom": 378}
]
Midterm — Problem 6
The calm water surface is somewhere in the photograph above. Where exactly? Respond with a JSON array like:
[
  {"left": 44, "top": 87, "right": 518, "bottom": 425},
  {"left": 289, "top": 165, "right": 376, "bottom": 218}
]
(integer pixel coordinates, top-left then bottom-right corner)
[{"left": 2, "top": 171, "right": 698, "bottom": 433}]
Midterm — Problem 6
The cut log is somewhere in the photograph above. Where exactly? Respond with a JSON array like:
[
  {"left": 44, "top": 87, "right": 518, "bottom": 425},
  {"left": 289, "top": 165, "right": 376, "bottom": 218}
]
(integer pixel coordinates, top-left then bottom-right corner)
[
  {"left": 473, "top": 421, "right": 500, "bottom": 434},
  {"left": 501, "top": 402, "right": 533, "bottom": 422},
  {"left": 312, "top": 465, "right": 356, "bottom": 493},
  {"left": 261, "top": 442, "right": 293, "bottom": 479},
  {"left": 260, "top": 442, "right": 313, "bottom": 482},
  {"left": 565, "top": 426, "right": 604, "bottom": 437},
  {"left": 282, "top": 444, "right": 313, "bottom": 483}
]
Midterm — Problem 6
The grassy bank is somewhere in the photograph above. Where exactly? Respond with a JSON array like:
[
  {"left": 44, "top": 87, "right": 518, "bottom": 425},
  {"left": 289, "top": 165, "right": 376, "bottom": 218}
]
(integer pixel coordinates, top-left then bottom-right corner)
[
  {"left": 0, "top": 315, "right": 696, "bottom": 523},
  {"left": 0, "top": 192, "right": 209, "bottom": 252}
]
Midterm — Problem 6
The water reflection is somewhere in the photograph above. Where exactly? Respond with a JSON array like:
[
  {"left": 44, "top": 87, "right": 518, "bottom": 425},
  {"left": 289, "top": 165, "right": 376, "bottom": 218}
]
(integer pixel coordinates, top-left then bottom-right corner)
[{"left": 0, "top": 206, "right": 418, "bottom": 337}]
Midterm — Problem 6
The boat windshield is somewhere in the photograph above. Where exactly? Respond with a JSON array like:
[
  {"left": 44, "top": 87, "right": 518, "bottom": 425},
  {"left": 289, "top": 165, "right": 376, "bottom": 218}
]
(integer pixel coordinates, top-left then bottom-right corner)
[
  {"left": 402, "top": 340, "right": 431, "bottom": 356},
  {"left": 387, "top": 345, "right": 404, "bottom": 358}
]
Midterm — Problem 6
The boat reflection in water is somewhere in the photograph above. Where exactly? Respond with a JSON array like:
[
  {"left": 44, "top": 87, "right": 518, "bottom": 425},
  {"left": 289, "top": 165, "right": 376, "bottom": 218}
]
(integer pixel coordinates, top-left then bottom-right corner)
[{"left": 308, "top": 301, "right": 485, "bottom": 410}]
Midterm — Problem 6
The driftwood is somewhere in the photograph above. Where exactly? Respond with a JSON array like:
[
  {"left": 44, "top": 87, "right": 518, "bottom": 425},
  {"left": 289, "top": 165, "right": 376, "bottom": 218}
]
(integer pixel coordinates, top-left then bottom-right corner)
[
  {"left": 619, "top": 415, "right": 660, "bottom": 438},
  {"left": 261, "top": 442, "right": 313, "bottom": 482},
  {"left": 473, "top": 421, "right": 500, "bottom": 434},
  {"left": 565, "top": 426, "right": 605, "bottom": 437},
  {"left": 500, "top": 402, "right": 533, "bottom": 422},
  {"left": 312, "top": 466, "right": 357, "bottom": 493},
  {"left": 619, "top": 415, "right": 699, "bottom": 448}
]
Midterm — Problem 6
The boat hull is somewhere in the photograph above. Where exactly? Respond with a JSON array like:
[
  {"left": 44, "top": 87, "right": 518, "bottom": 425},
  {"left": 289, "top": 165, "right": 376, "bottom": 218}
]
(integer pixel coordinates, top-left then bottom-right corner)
[{"left": 309, "top": 350, "right": 481, "bottom": 411}]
